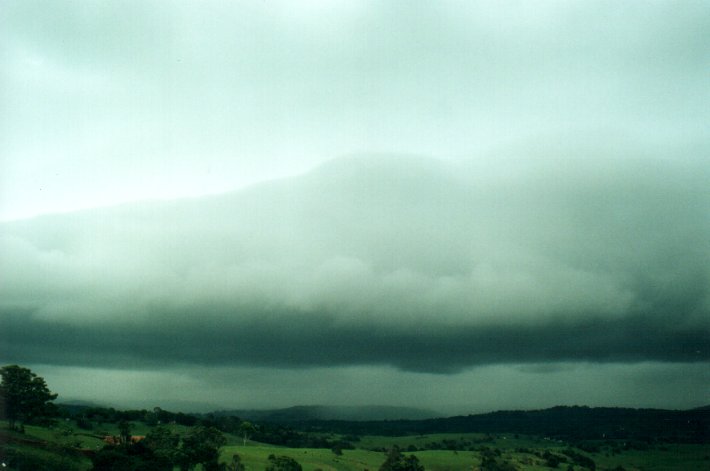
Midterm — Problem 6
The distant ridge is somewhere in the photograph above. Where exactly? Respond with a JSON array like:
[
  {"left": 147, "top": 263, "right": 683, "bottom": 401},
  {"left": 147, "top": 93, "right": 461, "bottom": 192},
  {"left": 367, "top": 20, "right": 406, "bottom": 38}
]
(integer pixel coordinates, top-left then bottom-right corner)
[
  {"left": 284, "top": 406, "right": 710, "bottom": 442},
  {"left": 213, "top": 405, "right": 440, "bottom": 422}
]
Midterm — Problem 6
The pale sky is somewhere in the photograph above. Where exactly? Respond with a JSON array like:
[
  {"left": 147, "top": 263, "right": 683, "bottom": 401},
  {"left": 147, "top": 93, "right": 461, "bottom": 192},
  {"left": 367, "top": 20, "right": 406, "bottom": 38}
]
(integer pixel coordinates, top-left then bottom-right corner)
[
  {"left": 1, "top": 1, "right": 708, "bottom": 414},
  {"left": 2, "top": 0, "right": 707, "bottom": 221}
]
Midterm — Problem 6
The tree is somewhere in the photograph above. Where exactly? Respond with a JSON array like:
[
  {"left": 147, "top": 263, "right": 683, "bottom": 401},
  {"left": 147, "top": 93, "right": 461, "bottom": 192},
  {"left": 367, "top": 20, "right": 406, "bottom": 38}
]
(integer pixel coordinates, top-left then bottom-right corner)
[
  {"left": 118, "top": 420, "right": 132, "bottom": 444},
  {"left": 265, "top": 454, "right": 303, "bottom": 471},
  {"left": 0, "top": 364, "right": 58, "bottom": 429},
  {"left": 144, "top": 425, "right": 181, "bottom": 466},
  {"left": 226, "top": 454, "right": 246, "bottom": 471},
  {"left": 479, "top": 447, "right": 518, "bottom": 471},
  {"left": 179, "top": 426, "right": 226, "bottom": 471},
  {"left": 239, "top": 420, "right": 255, "bottom": 446},
  {"left": 92, "top": 425, "right": 179, "bottom": 471},
  {"left": 91, "top": 441, "right": 172, "bottom": 471},
  {"left": 379, "top": 446, "right": 425, "bottom": 471}
]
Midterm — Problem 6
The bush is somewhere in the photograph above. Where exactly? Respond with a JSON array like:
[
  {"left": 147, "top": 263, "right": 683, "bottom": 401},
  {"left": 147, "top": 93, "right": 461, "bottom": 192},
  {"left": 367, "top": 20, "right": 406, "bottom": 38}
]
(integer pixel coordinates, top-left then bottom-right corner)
[
  {"left": 561, "top": 448, "right": 596, "bottom": 470},
  {"left": 91, "top": 442, "right": 172, "bottom": 471},
  {"left": 266, "top": 454, "right": 303, "bottom": 471},
  {"left": 379, "top": 447, "right": 425, "bottom": 471}
]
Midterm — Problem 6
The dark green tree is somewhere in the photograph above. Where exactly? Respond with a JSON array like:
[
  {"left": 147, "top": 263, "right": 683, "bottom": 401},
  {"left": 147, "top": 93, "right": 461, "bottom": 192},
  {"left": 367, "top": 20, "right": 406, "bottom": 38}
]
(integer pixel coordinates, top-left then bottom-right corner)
[
  {"left": 91, "top": 441, "right": 172, "bottom": 471},
  {"left": 179, "top": 426, "right": 226, "bottom": 471},
  {"left": 0, "top": 364, "right": 58, "bottom": 429},
  {"left": 379, "top": 446, "right": 425, "bottom": 471},
  {"left": 543, "top": 450, "right": 563, "bottom": 468},
  {"left": 266, "top": 454, "right": 303, "bottom": 471},
  {"left": 144, "top": 426, "right": 181, "bottom": 466},
  {"left": 118, "top": 420, "right": 132, "bottom": 444},
  {"left": 226, "top": 453, "right": 246, "bottom": 471},
  {"left": 480, "top": 455, "right": 518, "bottom": 471},
  {"left": 479, "top": 447, "right": 518, "bottom": 471},
  {"left": 239, "top": 420, "right": 256, "bottom": 446}
]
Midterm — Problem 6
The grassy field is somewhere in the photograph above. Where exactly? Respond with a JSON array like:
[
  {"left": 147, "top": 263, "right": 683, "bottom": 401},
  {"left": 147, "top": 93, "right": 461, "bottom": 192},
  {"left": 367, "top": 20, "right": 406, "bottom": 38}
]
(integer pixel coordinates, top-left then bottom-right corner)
[
  {"left": 220, "top": 446, "right": 510, "bottom": 471},
  {"left": 221, "top": 434, "right": 710, "bottom": 471},
  {"left": 2, "top": 419, "right": 708, "bottom": 470},
  {"left": 218, "top": 443, "right": 710, "bottom": 471}
]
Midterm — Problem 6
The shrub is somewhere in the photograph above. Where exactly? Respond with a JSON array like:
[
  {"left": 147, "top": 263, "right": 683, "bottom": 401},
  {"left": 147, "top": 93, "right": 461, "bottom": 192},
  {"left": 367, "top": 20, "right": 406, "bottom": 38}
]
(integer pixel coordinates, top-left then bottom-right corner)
[{"left": 266, "top": 454, "right": 303, "bottom": 471}]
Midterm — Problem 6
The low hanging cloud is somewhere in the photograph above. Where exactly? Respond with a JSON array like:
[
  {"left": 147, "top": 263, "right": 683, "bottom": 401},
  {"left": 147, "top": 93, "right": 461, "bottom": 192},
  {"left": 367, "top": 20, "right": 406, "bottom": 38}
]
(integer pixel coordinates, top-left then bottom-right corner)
[{"left": 1, "top": 149, "right": 709, "bottom": 373}]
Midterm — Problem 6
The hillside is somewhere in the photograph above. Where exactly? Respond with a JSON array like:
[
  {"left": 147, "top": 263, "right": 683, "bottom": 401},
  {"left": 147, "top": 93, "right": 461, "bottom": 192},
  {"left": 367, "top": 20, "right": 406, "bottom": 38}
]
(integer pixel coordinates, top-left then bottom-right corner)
[
  {"left": 213, "top": 405, "right": 440, "bottom": 422},
  {"left": 3, "top": 403, "right": 709, "bottom": 471},
  {"left": 285, "top": 405, "right": 710, "bottom": 443}
]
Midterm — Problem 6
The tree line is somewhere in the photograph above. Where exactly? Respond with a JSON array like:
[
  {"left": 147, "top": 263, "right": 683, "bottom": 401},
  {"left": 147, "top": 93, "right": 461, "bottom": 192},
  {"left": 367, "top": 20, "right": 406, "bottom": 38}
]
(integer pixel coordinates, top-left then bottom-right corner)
[{"left": 294, "top": 405, "right": 710, "bottom": 443}]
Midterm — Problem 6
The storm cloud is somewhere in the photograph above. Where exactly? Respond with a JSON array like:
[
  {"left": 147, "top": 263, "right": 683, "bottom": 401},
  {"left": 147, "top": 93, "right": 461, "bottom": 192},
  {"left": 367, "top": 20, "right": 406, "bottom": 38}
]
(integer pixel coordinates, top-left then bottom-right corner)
[
  {"left": 1, "top": 1, "right": 709, "bottom": 411},
  {"left": 2, "top": 153, "right": 708, "bottom": 374}
]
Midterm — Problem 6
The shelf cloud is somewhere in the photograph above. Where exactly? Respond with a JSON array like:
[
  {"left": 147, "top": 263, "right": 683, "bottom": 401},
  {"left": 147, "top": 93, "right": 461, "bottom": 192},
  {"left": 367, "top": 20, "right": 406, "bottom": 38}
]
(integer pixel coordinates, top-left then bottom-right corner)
[
  {"left": 2, "top": 153, "right": 708, "bottom": 375},
  {"left": 1, "top": 1, "right": 708, "bottom": 412}
]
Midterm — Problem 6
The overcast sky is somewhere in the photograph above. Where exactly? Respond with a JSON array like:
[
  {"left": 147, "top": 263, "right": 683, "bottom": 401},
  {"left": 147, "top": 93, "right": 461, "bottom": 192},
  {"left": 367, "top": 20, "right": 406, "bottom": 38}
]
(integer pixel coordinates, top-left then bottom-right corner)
[{"left": 1, "top": 1, "right": 709, "bottom": 414}]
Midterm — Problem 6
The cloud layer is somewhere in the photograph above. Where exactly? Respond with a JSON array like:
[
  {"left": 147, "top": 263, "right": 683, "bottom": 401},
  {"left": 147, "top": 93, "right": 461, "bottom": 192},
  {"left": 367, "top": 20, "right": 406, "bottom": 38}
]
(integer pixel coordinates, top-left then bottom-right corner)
[
  {"left": 1, "top": 1, "right": 709, "bottom": 410},
  {"left": 2, "top": 152, "right": 708, "bottom": 374},
  {"left": 2, "top": 1, "right": 709, "bottom": 219}
]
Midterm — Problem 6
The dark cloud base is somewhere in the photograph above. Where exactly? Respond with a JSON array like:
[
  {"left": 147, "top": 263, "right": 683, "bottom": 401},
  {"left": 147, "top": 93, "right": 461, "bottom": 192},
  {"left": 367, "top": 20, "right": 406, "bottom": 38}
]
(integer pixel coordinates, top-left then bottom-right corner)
[
  {"left": 3, "top": 307, "right": 707, "bottom": 373},
  {"left": 2, "top": 155, "right": 708, "bottom": 378}
]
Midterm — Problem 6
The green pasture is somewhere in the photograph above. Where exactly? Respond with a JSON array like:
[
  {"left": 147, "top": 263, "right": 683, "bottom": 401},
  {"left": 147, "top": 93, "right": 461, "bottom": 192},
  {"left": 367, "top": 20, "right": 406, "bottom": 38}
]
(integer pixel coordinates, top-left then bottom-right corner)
[
  {"left": 2, "top": 419, "right": 708, "bottom": 471},
  {"left": 218, "top": 445, "right": 567, "bottom": 471},
  {"left": 355, "top": 432, "right": 547, "bottom": 451},
  {"left": 591, "top": 443, "right": 710, "bottom": 471},
  {"left": 219, "top": 437, "right": 710, "bottom": 471},
  {"left": 221, "top": 445, "right": 383, "bottom": 471}
]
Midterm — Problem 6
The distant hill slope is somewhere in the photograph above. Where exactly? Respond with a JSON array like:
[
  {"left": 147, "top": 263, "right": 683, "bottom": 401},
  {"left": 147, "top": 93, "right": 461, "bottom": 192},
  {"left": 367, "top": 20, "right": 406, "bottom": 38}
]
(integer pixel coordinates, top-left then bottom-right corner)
[
  {"left": 286, "top": 406, "right": 710, "bottom": 443},
  {"left": 213, "top": 405, "right": 440, "bottom": 422}
]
